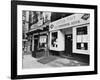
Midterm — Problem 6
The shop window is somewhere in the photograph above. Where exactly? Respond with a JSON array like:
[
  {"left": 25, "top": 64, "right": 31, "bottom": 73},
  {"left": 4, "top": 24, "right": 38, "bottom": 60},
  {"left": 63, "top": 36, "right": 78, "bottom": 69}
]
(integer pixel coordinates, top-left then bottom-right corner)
[
  {"left": 84, "top": 43, "right": 88, "bottom": 50},
  {"left": 77, "top": 43, "right": 88, "bottom": 50},
  {"left": 76, "top": 26, "right": 87, "bottom": 35},
  {"left": 39, "top": 43, "right": 46, "bottom": 48},
  {"left": 39, "top": 35, "right": 47, "bottom": 49},
  {"left": 51, "top": 32, "right": 58, "bottom": 47},
  {"left": 77, "top": 43, "right": 81, "bottom": 49}
]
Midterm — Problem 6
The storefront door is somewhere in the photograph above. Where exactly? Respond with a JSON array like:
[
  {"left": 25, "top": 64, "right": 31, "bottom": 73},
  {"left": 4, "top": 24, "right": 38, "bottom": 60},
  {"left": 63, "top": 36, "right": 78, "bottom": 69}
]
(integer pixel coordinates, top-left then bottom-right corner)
[
  {"left": 65, "top": 34, "right": 72, "bottom": 56},
  {"left": 34, "top": 39, "right": 38, "bottom": 51}
]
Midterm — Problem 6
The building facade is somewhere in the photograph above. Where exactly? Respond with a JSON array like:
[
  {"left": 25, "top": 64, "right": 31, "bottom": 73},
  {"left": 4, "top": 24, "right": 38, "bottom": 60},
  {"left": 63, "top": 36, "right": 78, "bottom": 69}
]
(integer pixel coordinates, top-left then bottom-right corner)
[
  {"left": 25, "top": 11, "right": 51, "bottom": 57},
  {"left": 22, "top": 11, "right": 29, "bottom": 52},
  {"left": 49, "top": 13, "right": 90, "bottom": 56},
  {"left": 22, "top": 11, "right": 90, "bottom": 60}
]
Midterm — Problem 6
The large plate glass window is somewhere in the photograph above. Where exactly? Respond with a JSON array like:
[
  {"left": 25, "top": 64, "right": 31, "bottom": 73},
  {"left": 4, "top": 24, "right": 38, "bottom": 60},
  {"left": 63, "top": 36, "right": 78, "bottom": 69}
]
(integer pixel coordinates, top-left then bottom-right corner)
[
  {"left": 51, "top": 32, "right": 58, "bottom": 47},
  {"left": 39, "top": 34, "right": 47, "bottom": 49},
  {"left": 76, "top": 26, "right": 88, "bottom": 50}
]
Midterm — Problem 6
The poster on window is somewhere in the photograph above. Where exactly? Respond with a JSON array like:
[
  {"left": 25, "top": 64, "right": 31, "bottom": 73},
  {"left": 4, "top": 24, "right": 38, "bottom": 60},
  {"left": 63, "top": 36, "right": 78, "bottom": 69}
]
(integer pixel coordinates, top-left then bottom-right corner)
[{"left": 39, "top": 36, "right": 47, "bottom": 43}]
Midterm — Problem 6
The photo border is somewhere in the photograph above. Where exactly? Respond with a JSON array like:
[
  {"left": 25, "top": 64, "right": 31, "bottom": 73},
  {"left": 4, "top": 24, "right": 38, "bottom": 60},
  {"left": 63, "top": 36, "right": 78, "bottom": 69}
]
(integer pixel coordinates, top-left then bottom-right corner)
[{"left": 11, "top": 0, "right": 97, "bottom": 79}]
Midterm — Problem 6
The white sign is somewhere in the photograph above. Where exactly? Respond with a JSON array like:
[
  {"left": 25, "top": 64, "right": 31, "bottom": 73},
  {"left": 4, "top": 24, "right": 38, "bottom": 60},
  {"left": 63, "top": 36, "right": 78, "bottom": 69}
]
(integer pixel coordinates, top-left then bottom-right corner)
[{"left": 49, "top": 14, "right": 90, "bottom": 31}]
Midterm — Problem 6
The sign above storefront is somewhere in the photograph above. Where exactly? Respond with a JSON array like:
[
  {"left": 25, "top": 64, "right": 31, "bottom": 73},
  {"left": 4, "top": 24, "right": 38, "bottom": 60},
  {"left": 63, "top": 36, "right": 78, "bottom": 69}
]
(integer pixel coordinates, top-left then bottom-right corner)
[
  {"left": 30, "top": 19, "right": 43, "bottom": 30},
  {"left": 49, "top": 14, "right": 90, "bottom": 31}
]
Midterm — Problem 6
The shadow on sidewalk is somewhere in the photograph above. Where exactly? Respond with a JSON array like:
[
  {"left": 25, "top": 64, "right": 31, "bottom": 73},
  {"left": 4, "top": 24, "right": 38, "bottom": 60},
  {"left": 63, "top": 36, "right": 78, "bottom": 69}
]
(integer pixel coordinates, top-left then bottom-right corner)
[{"left": 37, "top": 55, "right": 58, "bottom": 64}]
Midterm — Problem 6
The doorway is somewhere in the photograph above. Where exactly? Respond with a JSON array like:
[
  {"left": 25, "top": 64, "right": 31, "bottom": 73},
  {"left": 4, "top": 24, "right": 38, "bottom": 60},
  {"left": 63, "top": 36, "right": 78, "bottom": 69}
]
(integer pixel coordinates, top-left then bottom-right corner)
[
  {"left": 34, "top": 39, "right": 38, "bottom": 51},
  {"left": 65, "top": 34, "right": 72, "bottom": 56}
]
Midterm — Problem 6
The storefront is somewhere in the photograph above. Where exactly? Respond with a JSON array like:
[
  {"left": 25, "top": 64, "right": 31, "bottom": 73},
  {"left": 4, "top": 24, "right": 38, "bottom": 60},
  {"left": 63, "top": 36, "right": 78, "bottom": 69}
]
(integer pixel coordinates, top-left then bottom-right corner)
[
  {"left": 31, "top": 31, "right": 48, "bottom": 58},
  {"left": 32, "top": 32, "right": 48, "bottom": 52},
  {"left": 26, "top": 22, "right": 49, "bottom": 57},
  {"left": 49, "top": 13, "right": 90, "bottom": 56}
]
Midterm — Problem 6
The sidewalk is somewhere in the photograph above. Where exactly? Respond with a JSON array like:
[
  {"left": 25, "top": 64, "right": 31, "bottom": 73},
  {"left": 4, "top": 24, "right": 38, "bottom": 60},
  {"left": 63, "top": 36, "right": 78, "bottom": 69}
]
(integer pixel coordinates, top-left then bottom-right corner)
[
  {"left": 22, "top": 54, "right": 49, "bottom": 69},
  {"left": 22, "top": 54, "right": 88, "bottom": 69}
]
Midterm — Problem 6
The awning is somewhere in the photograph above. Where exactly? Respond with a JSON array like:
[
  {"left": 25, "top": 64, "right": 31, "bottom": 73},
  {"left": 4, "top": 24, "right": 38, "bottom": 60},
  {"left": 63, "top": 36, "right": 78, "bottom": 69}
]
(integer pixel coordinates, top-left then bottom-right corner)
[{"left": 26, "top": 21, "right": 50, "bottom": 35}]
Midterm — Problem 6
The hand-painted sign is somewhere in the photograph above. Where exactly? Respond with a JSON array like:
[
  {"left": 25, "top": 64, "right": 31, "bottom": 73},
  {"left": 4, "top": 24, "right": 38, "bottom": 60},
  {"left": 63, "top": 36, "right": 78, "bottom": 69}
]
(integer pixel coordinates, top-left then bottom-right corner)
[{"left": 49, "top": 14, "right": 90, "bottom": 31}]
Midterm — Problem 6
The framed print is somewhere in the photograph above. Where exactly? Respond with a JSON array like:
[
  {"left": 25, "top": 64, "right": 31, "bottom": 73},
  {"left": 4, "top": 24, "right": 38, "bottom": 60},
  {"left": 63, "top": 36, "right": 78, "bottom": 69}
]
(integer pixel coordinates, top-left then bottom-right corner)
[{"left": 11, "top": 0, "right": 98, "bottom": 79}]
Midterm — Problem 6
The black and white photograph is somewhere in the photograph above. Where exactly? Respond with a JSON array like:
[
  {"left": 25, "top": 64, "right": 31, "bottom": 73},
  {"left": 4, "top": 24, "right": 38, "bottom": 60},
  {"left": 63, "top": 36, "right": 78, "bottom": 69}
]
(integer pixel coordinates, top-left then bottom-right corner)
[
  {"left": 11, "top": 0, "right": 97, "bottom": 79},
  {"left": 22, "top": 11, "right": 90, "bottom": 69}
]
